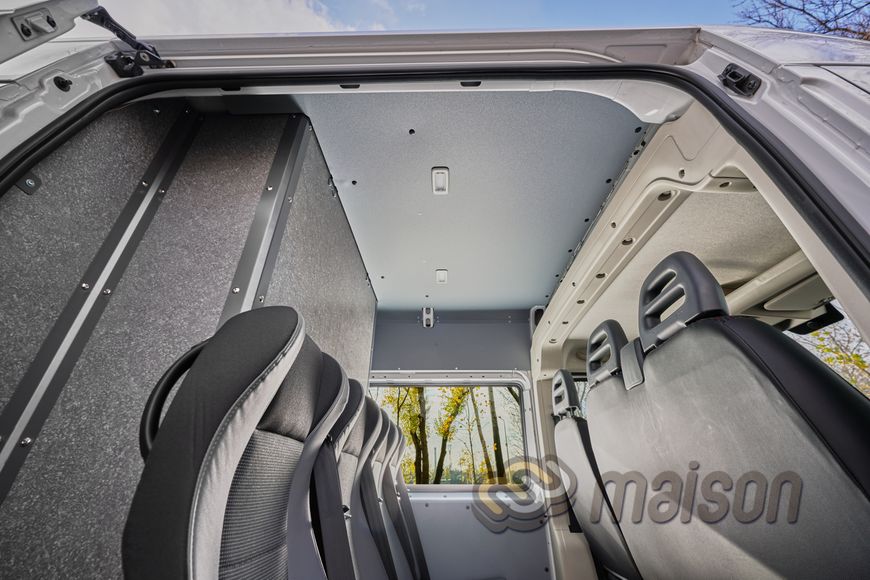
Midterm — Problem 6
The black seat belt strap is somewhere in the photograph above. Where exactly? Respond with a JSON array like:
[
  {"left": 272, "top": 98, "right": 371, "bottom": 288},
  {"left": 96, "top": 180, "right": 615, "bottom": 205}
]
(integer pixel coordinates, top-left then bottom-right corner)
[{"left": 312, "top": 438, "right": 357, "bottom": 579}]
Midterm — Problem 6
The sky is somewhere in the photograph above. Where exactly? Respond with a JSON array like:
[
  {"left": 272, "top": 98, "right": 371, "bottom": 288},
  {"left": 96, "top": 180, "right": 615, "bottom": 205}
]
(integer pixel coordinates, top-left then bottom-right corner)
[{"left": 70, "top": 0, "right": 744, "bottom": 37}]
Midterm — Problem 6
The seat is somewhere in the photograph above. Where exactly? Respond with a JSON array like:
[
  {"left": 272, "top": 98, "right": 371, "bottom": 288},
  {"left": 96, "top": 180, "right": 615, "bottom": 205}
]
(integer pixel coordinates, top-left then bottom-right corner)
[
  {"left": 588, "top": 251, "right": 870, "bottom": 578},
  {"left": 378, "top": 416, "right": 415, "bottom": 580},
  {"left": 122, "top": 307, "right": 349, "bottom": 580},
  {"left": 312, "top": 378, "right": 366, "bottom": 579},
  {"left": 382, "top": 432, "right": 428, "bottom": 580},
  {"left": 351, "top": 398, "right": 393, "bottom": 580},
  {"left": 394, "top": 434, "right": 431, "bottom": 580},
  {"left": 551, "top": 330, "right": 640, "bottom": 579}
]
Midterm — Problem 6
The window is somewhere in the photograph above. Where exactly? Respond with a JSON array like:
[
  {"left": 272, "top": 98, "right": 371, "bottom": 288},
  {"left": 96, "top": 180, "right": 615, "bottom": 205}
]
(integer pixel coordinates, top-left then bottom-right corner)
[
  {"left": 369, "top": 385, "right": 525, "bottom": 485},
  {"left": 788, "top": 304, "right": 870, "bottom": 399}
]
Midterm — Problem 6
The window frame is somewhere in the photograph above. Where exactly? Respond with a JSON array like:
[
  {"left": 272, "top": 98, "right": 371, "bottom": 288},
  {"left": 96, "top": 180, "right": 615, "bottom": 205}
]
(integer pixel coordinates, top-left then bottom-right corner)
[{"left": 368, "top": 370, "right": 539, "bottom": 492}]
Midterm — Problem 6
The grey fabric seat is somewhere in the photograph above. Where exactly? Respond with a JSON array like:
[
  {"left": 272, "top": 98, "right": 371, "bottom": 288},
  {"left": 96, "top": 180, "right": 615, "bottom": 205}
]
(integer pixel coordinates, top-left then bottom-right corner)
[
  {"left": 551, "top": 332, "right": 640, "bottom": 580},
  {"left": 123, "top": 307, "right": 349, "bottom": 580},
  {"left": 393, "top": 434, "right": 431, "bottom": 580},
  {"left": 378, "top": 416, "right": 415, "bottom": 580},
  {"left": 588, "top": 251, "right": 870, "bottom": 579},
  {"left": 313, "top": 378, "right": 366, "bottom": 579},
  {"left": 383, "top": 433, "right": 428, "bottom": 580},
  {"left": 351, "top": 398, "right": 392, "bottom": 580}
]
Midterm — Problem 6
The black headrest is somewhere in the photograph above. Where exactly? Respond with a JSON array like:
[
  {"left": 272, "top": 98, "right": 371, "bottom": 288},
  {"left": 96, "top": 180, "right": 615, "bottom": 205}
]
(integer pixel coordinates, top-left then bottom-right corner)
[
  {"left": 552, "top": 369, "right": 580, "bottom": 417},
  {"left": 587, "top": 319, "right": 629, "bottom": 385},
  {"left": 638, "top": 251, "right": 728, "bottom": 352}
]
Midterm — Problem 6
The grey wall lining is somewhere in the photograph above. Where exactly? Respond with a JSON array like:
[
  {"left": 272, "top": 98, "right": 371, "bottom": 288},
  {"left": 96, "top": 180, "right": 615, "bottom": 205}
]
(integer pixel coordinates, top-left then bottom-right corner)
[
  {"left": 265, "top": 135, "right": 377, "bottom": 385},
  {"left": 0, "top": 113, "right": 284, "bottom": 577},
  {"left": 0, "top": 102, "right": 179, "bottom": 414},
  {"left": 372, "top": 310, "right": 531, "bottom": 371}
]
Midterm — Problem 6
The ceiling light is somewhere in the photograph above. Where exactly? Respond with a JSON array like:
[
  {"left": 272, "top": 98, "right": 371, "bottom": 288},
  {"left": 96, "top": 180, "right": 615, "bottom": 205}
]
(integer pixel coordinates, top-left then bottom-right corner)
[{"left": 432, "top": 167, "right": 449, "bottom": 195}]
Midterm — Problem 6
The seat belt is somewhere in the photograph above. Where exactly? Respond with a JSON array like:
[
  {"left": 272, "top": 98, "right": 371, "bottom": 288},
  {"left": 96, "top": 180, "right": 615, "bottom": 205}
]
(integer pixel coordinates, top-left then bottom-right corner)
[
  {"left": 396, "top": 476, "right": 431, "bottom": 580},
  {"left": 312, "top": 438, "right": 357, "bottom": 580},
  {"left": 382, "top": 464, "right": 419, "bottom": 579},
  {"left": 360, "top": 462, "right": 399, "bottom": 580}
]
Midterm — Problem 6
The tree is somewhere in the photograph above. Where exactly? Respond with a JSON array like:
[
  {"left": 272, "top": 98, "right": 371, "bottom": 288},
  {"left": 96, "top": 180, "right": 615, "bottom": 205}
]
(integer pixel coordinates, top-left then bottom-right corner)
[
  {"left": 382, "top": 386, "right": 426, "bottom": 483},
  {"left": 488, "top": 386, "right": 507, "bottom": 483},
  {"left": 736, "top": 1, "right": 870, "bottom": 40},
  {"left": 470, "top": 391, "right": 494, "bottom": 482},
  {"left": 432, "top": 387, "right": 470, "bottom": 484},
  {"left": 797, "top": 321, "right": 870, "bottom": 397},
  {"left": 415, "top": 387, "right": 430, "bottom": 483}
]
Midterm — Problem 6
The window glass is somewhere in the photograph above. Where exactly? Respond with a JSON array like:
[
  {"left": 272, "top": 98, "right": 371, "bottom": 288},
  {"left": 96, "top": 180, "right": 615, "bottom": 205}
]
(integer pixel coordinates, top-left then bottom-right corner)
[
  {"left": 370, "top": 385, "right": 525, "bottom": 484},
  {"left": 788, "top": 306, "right": 870, "bottom": 399}
]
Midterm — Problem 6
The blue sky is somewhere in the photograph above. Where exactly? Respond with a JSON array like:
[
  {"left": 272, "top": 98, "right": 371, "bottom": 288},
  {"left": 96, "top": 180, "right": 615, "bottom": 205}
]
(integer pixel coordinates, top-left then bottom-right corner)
[
  {"left": 79, "top": 0, "right": 744, "bottom": 37},
  {"left": 328, "top": 0, "right": 741, "bottom": 31}
]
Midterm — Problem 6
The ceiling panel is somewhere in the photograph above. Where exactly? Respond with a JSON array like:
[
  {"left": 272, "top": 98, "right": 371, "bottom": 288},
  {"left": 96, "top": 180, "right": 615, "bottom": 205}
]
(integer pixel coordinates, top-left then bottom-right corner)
[{"left": 298, "top": 90, "right": 645, "bottom": 311}]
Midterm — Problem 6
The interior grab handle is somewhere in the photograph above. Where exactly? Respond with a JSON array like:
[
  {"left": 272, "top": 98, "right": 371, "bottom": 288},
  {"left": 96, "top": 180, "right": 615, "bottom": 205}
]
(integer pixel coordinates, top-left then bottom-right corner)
[{"left": 139, "top": 340, "right": 208, "bottom": 460}]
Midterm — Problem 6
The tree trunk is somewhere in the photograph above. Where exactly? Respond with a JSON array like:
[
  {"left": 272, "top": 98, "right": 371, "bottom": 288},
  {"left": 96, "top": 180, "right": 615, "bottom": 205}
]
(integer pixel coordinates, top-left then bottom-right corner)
[
  {"left": 471, "top": 393, "right": 494, "bottom": 481},
  {"left": 465, "top": 401, "right": 477, "bottom": 483},
  {"left": 416, "top": 387, "right": 430, "bottom": 484},
  {"left": 489, "top": 386, "right": 507, "bottom": 482},
  {"left": 433, "top": 442, "right": 449, "bottom": 484},
  {"left": 410, "top": 431, "right": 422, "bottom": 483}
]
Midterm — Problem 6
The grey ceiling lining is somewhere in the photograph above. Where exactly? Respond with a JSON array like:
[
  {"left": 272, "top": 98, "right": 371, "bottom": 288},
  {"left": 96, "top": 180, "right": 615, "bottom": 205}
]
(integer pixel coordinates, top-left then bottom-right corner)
[
  {"left": 296, "top": 90, "right": 646, "bottom": 311},
  {"left": 573, "top": 189, "right": 801, "bottom": 341}
]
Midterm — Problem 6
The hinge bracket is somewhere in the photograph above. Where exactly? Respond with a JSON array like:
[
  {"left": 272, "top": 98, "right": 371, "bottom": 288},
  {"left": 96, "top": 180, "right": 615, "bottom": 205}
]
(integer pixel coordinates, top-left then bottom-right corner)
[
  {"left": 719, "top": 63, "right": 761, "bottom": 98},
  {"left": 81, "top": 6, "right": 174, "bottom": 77}
]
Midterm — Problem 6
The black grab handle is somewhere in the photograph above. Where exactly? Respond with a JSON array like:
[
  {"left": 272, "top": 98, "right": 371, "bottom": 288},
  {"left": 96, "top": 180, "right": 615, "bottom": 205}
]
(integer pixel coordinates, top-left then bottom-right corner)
[{"left": 139, "top": 340, "right": 208, "bottom": 460}]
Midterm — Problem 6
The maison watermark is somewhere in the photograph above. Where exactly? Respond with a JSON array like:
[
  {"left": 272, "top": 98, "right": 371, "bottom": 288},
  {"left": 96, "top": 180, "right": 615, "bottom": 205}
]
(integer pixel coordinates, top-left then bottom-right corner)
[{"left": 471, "top": 456, "right": 802, "bottom": 533}]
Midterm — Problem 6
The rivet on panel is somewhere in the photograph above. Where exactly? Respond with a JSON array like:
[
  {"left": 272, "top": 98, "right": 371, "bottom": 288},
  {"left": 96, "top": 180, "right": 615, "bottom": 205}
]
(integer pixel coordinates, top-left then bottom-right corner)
[
  {"left": 102, "top": 288, "right": 112, "bottom": 295},
  {"left": 20, "top": 437, "right": 32, "bottom": 447},
  {"left": 232, "top": 287, "right": 240, "bottom": 294}
]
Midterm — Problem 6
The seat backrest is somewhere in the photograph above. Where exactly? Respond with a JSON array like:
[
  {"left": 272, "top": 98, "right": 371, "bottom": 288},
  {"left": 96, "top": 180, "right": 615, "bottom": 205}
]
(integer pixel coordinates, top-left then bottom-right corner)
[
  {"left": 123, "top": 306, "right": 349, "bottom": 580},
  {"left": 334, "top": 380, "right": 369, "bottom": 578},
  {"left": 551, "top": 323, "right": 640, "bottom": 580},
  {"left": 394, "top": 433, "right": 431, "bottom": 580},
  {"left": 588, "top": 251, "right": 870, "bottom": 578},
  {"left": 382, "top": 433, "right": 417, "bottom": 579},
  {"left": 313, "top": 378, "right": 366, "bottom": 579},
  {"left": 379, "top": 418, "right": 415, "bottom": 580},
  {"left": 351, "top": 398, "right": 392, "bottom": 580}
]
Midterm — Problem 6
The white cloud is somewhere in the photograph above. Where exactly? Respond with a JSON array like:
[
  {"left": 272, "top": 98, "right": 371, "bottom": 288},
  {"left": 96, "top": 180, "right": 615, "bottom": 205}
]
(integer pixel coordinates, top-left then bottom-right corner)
[
  {"left": 370, "top": 0, "right": 396, "bottom": 19},
  {"left": 69, "top": 0, "right": 353, "bottom": 37},
  {"left": 403, "top": 1, "right": 426, "bottom": 14}
]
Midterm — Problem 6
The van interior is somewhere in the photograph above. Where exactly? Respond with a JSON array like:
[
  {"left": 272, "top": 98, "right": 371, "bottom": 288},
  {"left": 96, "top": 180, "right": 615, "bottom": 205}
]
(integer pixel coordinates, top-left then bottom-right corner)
[{"left": 1, "top": 74, "right": 868, "bottom": 579}]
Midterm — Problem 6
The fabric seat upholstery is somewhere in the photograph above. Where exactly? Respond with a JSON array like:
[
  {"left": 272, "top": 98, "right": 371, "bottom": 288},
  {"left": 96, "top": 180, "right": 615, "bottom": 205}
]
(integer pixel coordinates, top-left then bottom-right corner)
[
  {"left": 123, "top": 307, "right": 349, "bottom": 580},
  {"left": 588, "top": 251, "right": 870, "bottom": 579},
  {"left": 551, "top": 324, "right": 640, "bottom": 579}
]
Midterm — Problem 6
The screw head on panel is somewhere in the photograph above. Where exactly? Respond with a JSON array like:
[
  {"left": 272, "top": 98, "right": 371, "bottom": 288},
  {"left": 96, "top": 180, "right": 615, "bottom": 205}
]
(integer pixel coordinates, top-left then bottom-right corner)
[
  {"left": 25, "top": 178, "right": 36, "bottom": 188},
  {"left": 20, "top": 437, "right": 32, "bottom": 447},
  {"left": 81, "top": 283, "right": 90, "bottom": 290},
  {"left": 232, "top": 287, "right": 240, "bottom": 294},
  {"left": 141, "top": 180, "right": 149, "bottom": 187},
  {"left": 102, "top": 288, "right": 112, "bottom": 295}
]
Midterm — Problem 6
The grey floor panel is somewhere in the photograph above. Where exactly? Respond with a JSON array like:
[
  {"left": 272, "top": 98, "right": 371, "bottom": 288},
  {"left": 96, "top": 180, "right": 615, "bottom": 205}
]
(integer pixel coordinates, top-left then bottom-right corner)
[
  {"left": 0, "top": 102, "right": 179, "bottom": 412},
  {"left": 266, "top": 137, "right": 376, "bottom": 386},
  {"left": 0, "top": 114, "right": 283, "bottom": 578}
]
